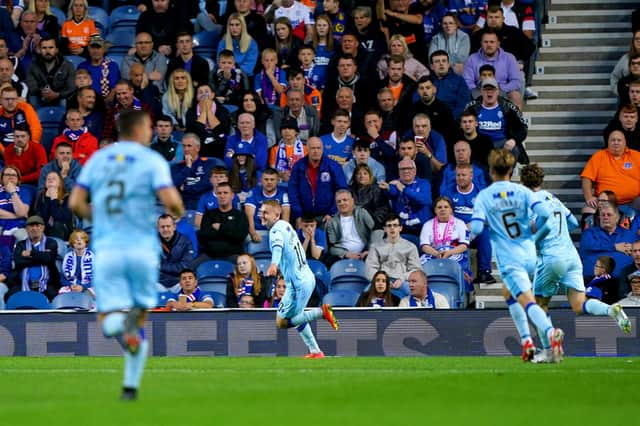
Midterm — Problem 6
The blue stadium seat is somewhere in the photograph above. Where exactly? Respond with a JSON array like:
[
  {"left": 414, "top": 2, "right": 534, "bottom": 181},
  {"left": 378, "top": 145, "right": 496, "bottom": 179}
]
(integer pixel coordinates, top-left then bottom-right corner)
[
  {"left": 192, "top": 31, "right": 220, "bottom": 58},
  {"left": 106, "top": 30, "right": 135, "bottom": 55},
  {"left": 89, "top": 6, "right": 110, "bottom": 35},
  {"left": 51, "top": 292, "right": 93, "bottom": 310},
  {"left": 246, "top": 237, "right": 271, "bottom": 259},
  {"left": 205, "top": 291, "right": 226, "bottom": 308},
  {"left": 64, "top": 55, "right": 85, "bottom": 69},
  {"left": 109, "top": 5, "right": 140, "bottom": 31},
  {"left": 106, "top": 54, "right": 124, "bottom": 71},
  {"left": 37, "top": 106, "right": 66, "bottom": 154},
  {"left": 255, "top": 257, "right": 271, "bottom": 275},
  {"left": 50, "top": 7, "right": 66, "bottom": 28},
  {"left": 157, "top": 291, "right": 173, "bottom": 307},
  {"left": 6, "top": 291, "right": 50, "bottom": 310},
  {"left": 308, "top": 259, "right": 330, "bottom": 297},
  {"left": 198, "top": 281, "right": 227, "bottom": 295},
  {"left": 329, "top": 259, "right": 369, "bottom": 291},
  {"left": 196, "top": 259, "right": 234, "bottom": 280},
  {"left": 422, "top": 258, "right": 466, "bottom": 309},
  {"left": 322, "top": 289, "right": 359, "bottom": 307},
  {"left": 330, "top": 281, "right": 367, "bottom": 294}
]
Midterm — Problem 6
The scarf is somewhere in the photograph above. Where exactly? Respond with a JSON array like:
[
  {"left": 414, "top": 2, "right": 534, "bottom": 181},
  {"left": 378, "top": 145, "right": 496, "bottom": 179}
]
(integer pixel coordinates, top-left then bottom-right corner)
[
  {"left": 409, "top": 288, "right": 436, "bottom": 309},
  {"left": 62, "top": 126, "right": 88, "bottom": 142},
  {"left": 21, "top": 236, "right": 50, "bottom": 293},
  {"left": 260, "top": 67, "right": 281, "bottom": 105},
  {"left": 216, "top": 68, "right": 243, "bottom": 92},
  {"left": 100, "top": 58, "right": 112, "bottom": 98},
  {"left": 371, "top": 297, "right": 385, "bottom": 307},
  {"left": 180, "top": 287, "right": 204, "bottom": 303},
  {"left": 433, "top": 216, "right": 456, "bottom": 249},
  {"left": 62, "top": 249, "right": 94, "bottom": 287},
  {"left": 275, "top": 139, "right": 305, "bottom": 172},
  {"left": 237, "top": 277, "right": 254, "bottom": 301}
]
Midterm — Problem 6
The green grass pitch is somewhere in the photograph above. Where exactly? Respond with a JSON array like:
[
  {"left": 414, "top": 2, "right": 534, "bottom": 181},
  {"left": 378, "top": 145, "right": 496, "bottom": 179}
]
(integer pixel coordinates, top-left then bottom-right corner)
[{"left": 0, "top": 356, "right": 637, "bottom": 426}]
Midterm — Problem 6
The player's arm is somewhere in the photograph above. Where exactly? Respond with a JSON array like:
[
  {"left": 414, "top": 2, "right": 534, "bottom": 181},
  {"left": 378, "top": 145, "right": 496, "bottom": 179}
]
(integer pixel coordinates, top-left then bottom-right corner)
[
  {"left": 531, "top": 201, "right": 553, "bottom": 244},
  {"left": 157, "top": 186, "right": 185, "bottom": 219},
  {"left": 69, "top": 185, "right": 92, "bottom": 220}
]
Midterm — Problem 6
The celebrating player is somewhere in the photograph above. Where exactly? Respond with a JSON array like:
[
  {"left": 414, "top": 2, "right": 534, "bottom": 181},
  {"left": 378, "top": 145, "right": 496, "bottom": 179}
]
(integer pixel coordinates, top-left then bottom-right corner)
[
  {"left": 259, "top": 200, "right": 338, "bottom": 358},
  {"left": 520, "top": 164, "right": 631, "bottom": 363},
  {"left": 470, "top": 149, "right": 565, "bottom": 363},
  {"left": 69, "top": 110, "right": 184, "bottom": 400}
]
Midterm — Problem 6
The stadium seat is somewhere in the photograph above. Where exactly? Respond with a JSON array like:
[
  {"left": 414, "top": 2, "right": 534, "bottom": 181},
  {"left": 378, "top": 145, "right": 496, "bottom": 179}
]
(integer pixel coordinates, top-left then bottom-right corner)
[
  {"left": 192, "top": 31, "right": 220, "bottom": 58},
  {"left": 106, "top": 30, "right": 135, "bottom": 55},
  {"left": 246, "top": 237, "right": 271, "bottom": 259},
  {"left": 255, "top": 257, "right": 271, "bottom": 275},
  {"left": 330, "top": 281, "right": 367, "bottom": 294},
  {"left": 50, "top": 7, "right": 66, "bottom": 28},
  {"left": 51, "top": 292, "right": 93, "bottom": 310},
  {"left": 156, "top": 291, "right": 173, "bottom": 307},
  {"left": 308, "top": 259, "right": 330, "bottom": 297},
  {"left": 6, "top": 291, "right": 50, "bottom": 310},
  {"left": 106, "top": 54, "right": 124, "bottom": 71},
  {"left": 109, "top": 5, "right": 140, "bottom": 32},
  {"left": 322, "top": 289, "right": 359, "bottom": 307},
  {"left": 88, "top": 6, "right": 110, "bottom": 35},
  {"left": 206, "top": 291, "right": 226, "bottom": 308},
  {"left": 37, "top": 106, "right": 66, "bottom": 154},
  {"left": 64, "top": 55, "right": 85, "bottom": 69},
  {"left": 198, "top": 281, "right": 227, "bottom": 295},
  {"left": 401, "top": 233, "right": 421, "bottom": 252},
  {"left": 196, "top": 259, "right": 234, "bottom": 280},
  {"left": 329, "top": 259, "right": 368, "bottom": 291},
  {"left": 422, "top": 258, "right": 466, "bottom": 309},
  {"left": 176, "top": 216, "right": 198, "bottom": 258}
]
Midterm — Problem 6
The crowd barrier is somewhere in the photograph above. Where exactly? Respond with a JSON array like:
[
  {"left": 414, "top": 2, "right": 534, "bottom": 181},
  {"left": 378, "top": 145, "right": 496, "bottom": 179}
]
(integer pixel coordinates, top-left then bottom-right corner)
[{"left": 0, "top": 308, "right": 637, "bottom": 357}]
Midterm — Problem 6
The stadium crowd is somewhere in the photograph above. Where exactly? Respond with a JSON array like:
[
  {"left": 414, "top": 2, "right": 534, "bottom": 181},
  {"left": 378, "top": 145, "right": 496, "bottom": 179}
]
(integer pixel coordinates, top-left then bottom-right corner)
[{"left": 0, "top": 0, "right": 638, "bottom": 311}]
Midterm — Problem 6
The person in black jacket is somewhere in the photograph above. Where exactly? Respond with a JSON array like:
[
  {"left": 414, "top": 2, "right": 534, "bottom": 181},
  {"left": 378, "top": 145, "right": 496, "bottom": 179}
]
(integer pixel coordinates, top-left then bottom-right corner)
[
  {"left": 158, "top": 214, "right": 194, "bottom": 291},
  {"left": 166, "top": 32, "right": 211, "bottom": 89}
]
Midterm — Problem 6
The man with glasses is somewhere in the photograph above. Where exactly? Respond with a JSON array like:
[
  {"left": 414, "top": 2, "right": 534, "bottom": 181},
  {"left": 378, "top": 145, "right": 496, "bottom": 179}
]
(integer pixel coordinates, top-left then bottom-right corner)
[
  {"left": 617, "top": 54, "right": 640, "bottom": 106},
  {"left": 120, "top": 32, "right": 168, "bottom": 92},
  {"left": 9, "top": 10, "right": 42, "bottom": 76},
  {"left": 0, "top": 85, "right": 42, "bottom": 147},
  {"left": 0, "top": 57, "right": 27, "bottom": 98}
]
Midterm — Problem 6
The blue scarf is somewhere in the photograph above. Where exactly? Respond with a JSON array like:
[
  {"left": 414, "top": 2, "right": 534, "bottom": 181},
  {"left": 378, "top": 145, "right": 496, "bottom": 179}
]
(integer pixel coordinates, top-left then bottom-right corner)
[
  {"left": 275, "top": 139, "right": 305, "bottom": 172},
  {"left": 371, "top": 297, "right": 386, "bottom": 307},
  {"left": 21, "top": 236, "right": 50, "bottom": 293},
  {"left": 62, "top": 126, "right": 88, "bottom": 142},
  {"left": 237, "top": 277, "right": 254, "bottom": 302},
  {"left": 409, "top": 288, "right": 436, "bottom": 309},
  {"left": 62, "top": 249, "right": 94, "bottom": 287}
]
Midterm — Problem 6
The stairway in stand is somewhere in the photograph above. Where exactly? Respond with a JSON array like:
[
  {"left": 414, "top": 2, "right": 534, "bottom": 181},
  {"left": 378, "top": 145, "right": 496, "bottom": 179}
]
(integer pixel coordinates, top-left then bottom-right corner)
[{"left": 474, "top": 0, "right": 634, "bottom": 308}]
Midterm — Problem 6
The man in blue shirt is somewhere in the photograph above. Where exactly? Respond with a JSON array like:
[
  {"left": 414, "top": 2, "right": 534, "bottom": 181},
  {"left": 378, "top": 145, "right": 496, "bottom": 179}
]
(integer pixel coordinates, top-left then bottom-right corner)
[{"left": 171, "top": 133, "right": 217, "bottom": 210}]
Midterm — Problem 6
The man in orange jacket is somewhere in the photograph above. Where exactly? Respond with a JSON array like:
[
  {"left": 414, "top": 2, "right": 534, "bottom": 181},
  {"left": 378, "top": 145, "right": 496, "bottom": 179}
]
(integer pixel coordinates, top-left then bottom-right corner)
[{"left": 0, "top": 85, "right": 42, "bottom": 151}]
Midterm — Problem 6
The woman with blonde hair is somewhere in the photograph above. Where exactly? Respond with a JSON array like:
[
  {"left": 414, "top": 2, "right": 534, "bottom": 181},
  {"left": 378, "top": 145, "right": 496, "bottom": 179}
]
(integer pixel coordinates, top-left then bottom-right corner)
[
  {"left": 29, "top": 0, "right": 59, "bottom": 38},
  {"left": 216, "top": 13, "right": 259, "bottom": 77},
  {"left": 162, "top": 69, "right": 194, "bottom": 131},
  {"left": 61, "top": 0, "right": 98, "bottom": 56},
  {"left": 377, "top": 34, "right": 429, "bottom": 81}
]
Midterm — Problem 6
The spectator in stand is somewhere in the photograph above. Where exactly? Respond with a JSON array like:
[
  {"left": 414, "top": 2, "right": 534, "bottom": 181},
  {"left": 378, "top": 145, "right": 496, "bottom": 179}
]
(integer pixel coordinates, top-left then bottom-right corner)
[
  {"left": 0, "top": 85, "right": 42, "bottom": 148},
  {"left": 0, "top": 57, "right": 28, "bottom": 99},
  {"left": 629, "top": 79, "right": 640, "bottom": 108},
  {"left": 77, "top": 35, "right": 120, "bottom": 104},
  {"left": 349, "top": 163, "right": 392, "bottom": 230},
  {"left": 5, "top": 215, "right": 60, "bottom": 302},
  {"left": 185, "top": 83, "right": 231, "bottom": 159},
  {"left": 157, "top": 214, "right": 194, "bottom": 292},
  {"left": 265, "top": 0, "right": 315, "bottom": 44},
  {"left": 464, "top": 29, "right": 522, "bottom": 108},
  {"left": 352, "top": 6, "right": 388, "bottom": 61},
  {"left": 167, "top": 32, "right": 210, "bottom": 89},
  {"left": 29, "top": 0, "right": 59, "bottom": 40},
  {"left": 228, "top": 146, "right": 259, "bottom": 202},
  {"left": 127, "top": 63, "right": 162, "bottom": 120},
  {"left": 439, "top": 140, "right": 488, "bottom": 195},
  {"left": 102, "top": 80, "right": 153, "bottom": 142},
  {"left": 359, "top": 109, "right": 398, "bottom": 179},
  {"left": 319, "top": 109, "right": 354, "bottom": 166},
  {"left": 377, "top": 87, "right": 404, "bottom": 134},
  {"left": 297, "top": 214, "right": 326, "bottom": 260},
  {"left": 4, "top": 125, "right": 47, "bottom": 185},
  {"left": 322, "top": 0, "right": 350, "bottom": 44},
  {"left": 580, "top": 203, "right": 635, "bottom": 280},
  {"left": 322, "top": 54, "right": 371, "bottom": 122},
  {"left": 194, "top": 182, "right": 249, "bottom": 266},
  {"left": 120, "top": 32, "right": 168, "bottom": 93},
  {"left": 391, "top": 137, "right": 432, "bottom": 182},
  {"left": 195, "top": 0, "right": 223, "bottom": 35},
  {"left": 226, "top": 253, "right": 268, "bottom": 308},
  {"left": 225, "top": 113, "right": 268, "bottom": 171},
  {"left": 581, "top": 130, "right": 640, "bottom": 215},
  {"left": 264, "top": 274, "right": 287, "bottom": 308},
  {"left": 166, "top": 268, "right": 214, "bottom": 310},
  {"left": 603, "top": 104, "right": 640, "bottom": 151},
  {"left": 254, "top": 48, "right": 287, "bottom": 109},
  {"left": 75, "top": 86, "right": 104, "bottom": 140},
  {"left": 26, "top": 36, "right": 75, "bottom": 108},
  {"left": 464, "top": 77, "right": 529, "bottom": 164},
  {"left": 288, "top": 136, "right": 348, "bottom": 226},
  {"left": 9, "top": 10, "right": 43, "bottom": 77},
  {"left": 326, "top": 189, "right": 376, "bottom": 263},
  {"left": 58, "top": 229, "right": 95, "bottom": 300},
  {"left": 356, "top": 270, "right": 400, "bottom": 307},
  {"left": 150, "top": 115, "right": 183, "bottom": 164},
  {"left": 235, "top": 91, "right": 271, "bottom": 138},
  {"left": 211, "top": 50, "right": 250, "bottom": 109},
  {"left": 60, "top": 0, "right": 98, "bottom": 57},
  {"left": 429, "top": 50, "right": 471, "bottom": 119},
  {"left": 223, "top": 0, "right": 270, "bottom": 51},
  {"left": 38, "top": 142, "right": 81, "bottom": 193},
  {"left": 50, "top": 109, "right": 98, "bottom": 166},
  {"left": 585, "top": 255, "right": 619, "bottom": 305},
  {"left": 311, "top": 14, "right": 336, "bottom": 91},
  {"left": 429, "top": 13, "right": 470, "bottom": 76},
  {"left": 459, "top": 109, "right": 494, "bottom": 170},
  {"left": 381, "top": 0, "right": 428, "bottom": 65},
  {"left": 162, "top": 69, "right": 194, "bottom": 132},
  {"left": 136, "top": 0, "right": 190, "bottom": 57},
  {"left": 411, "top": 76, "right": 457, "bottom": 145},
  {"left": 365, "top": 213, "right": 422, "bottom": 297},
  {"left": 582, "top": 190, "right": 635, "bottom": 233},
  {"left": 194, "top": 166, "right": 242, "bottom": 229},
  {"left": 216, "top": 13, "right": 259, "bottom": 78},
  {"left": 297, "top": 45, "right": 324, "bottom": 92},
  {"left": 273, "top": 17, "right": 303, "bottom": 69},
  {"left": 414, "top": 0, "right": 448, "bottom": 48},
  {"left": 617, "top": 54, "right": 640, "bottom": 106},
  {"left": 245, "top": 168, "right": 290, "bottom": 243},
  {"left": 403, "top": 113, "right": 446, "bottom": 176},
  {"left": 0, "top": 165, "right": 31, "bottom": 238},
  {"left": 610, "top": 30, "right": 640, "bottom": 95},
  {"left": 279, "top": 67, "right": 322, "bottom": 117},
  {"left": 398, "top": 268, "right": 450, "bottom": 308},
  {"left": 320, "top": 86, "right": 365, "bottom": 136},
  {"left": 326, "top": 31, "right": 377, "bottom": 85},
  {"left": 618, "top": 270, "right": 640, "bottom": 306},
  {"left": 273, "top": 87, "right": 320, "bottom": 143},
  {"left": 171, "top": 133, "right": 216, "bottom": 210},
  {"left": 378, "top": 55, "right": 416, "bottom": 119},
  {"left": 269, "top": 118, "right": 307, "bottom": 183},
  {"left": 31, "top": 170, "right": 73, "bottom": 240},
  {"left": 379, "top": 157, "right": 433, "bottom": 236}
]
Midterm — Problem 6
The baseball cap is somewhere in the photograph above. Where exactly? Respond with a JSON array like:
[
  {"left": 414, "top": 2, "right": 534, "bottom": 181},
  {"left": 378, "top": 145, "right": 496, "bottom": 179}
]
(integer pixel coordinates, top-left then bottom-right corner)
[
  {"left": 280, "top": 117, "right": 299, "bottom": 132},
  {"left": 480, "top": 77, "right": 499, "bottom": 89},
  {"left": 26, "top": 215, "right": 45, "bottom": 226},
  {"left": 89, "top": 34, "right": 105, "bottom": 47}
]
